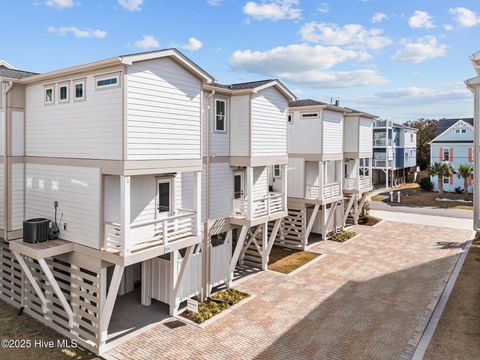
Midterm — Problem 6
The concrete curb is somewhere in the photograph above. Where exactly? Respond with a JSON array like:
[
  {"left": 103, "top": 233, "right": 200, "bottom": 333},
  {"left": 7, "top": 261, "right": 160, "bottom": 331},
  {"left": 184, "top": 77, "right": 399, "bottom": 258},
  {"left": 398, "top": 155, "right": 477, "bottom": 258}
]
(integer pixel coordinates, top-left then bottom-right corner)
[{"left": 410, "top": 230, "right": 476, "bottom": 360}]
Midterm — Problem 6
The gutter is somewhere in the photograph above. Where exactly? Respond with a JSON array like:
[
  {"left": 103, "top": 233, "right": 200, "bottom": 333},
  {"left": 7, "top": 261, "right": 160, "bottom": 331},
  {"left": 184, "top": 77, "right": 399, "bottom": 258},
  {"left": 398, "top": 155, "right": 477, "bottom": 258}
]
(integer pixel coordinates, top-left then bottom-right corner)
[
  {"left": 3, "top": 80, "right": 13, "bottom": 242},
  {"left": 202, "top": 89, "right": 215, "bottom": 300}
]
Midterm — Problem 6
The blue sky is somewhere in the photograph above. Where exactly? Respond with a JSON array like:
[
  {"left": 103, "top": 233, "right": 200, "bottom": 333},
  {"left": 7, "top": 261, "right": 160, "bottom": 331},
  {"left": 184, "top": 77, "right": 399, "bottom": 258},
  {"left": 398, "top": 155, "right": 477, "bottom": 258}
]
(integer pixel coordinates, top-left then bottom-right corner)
[{"left": 1, "top": 0, "right": 479, "bottom": 122}]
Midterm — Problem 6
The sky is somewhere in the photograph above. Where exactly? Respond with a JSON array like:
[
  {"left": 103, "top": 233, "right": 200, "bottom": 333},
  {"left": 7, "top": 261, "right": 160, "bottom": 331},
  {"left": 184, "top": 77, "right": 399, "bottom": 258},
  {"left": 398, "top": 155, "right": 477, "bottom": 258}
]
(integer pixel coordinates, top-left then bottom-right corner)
[{"left": 0, "top": 0, "right": 479, "bottom": 122}]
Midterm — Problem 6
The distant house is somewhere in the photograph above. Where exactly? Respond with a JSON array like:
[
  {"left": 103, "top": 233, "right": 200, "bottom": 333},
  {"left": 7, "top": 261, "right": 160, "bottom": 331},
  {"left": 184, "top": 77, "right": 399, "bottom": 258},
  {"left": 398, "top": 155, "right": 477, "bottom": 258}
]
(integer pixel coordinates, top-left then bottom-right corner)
[{"left": 429, "top": 118, "right": 474, "bottom": 193}]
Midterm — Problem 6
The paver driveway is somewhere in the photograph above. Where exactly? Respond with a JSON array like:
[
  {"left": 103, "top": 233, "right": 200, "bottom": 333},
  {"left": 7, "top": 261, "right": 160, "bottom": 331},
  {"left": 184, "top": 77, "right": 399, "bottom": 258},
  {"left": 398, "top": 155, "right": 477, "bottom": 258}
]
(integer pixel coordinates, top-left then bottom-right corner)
[{"left": 106, "top": 221, "right": 472, "bottom": 360}]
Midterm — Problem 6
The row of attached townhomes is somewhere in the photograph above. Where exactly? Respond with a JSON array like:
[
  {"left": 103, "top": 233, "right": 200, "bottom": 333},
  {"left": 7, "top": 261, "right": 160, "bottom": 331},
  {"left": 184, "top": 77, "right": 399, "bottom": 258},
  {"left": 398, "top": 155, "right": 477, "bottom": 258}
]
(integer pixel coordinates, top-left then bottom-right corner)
[
  {"left": 430, "top": 118, "right": 474, "bottom": 193},
  {"left": 372, "top": 119, "right": 418, "bottom": 187},
  {"left": 0, "top": 50, "right": 375, "bottom": 355},
  {"left": 466, "top": 50, "right": 480, "bottom": 229}
]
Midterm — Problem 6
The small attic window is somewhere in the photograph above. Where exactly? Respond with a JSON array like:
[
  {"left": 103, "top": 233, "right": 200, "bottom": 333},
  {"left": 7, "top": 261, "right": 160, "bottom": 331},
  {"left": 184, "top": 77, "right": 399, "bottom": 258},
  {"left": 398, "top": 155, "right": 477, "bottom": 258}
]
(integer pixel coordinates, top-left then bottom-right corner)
[
  {"left": 95, "top": 73, "right": 120, "bottom": 90},
  {"left": 455, "top": 129, "right": 460, "bottom": 134},
  {"left": 461, "top": 129, "right": 467, "bottom": 133},
  {"left": 301, "top": 112, "right": 319, "bottom": 118}
]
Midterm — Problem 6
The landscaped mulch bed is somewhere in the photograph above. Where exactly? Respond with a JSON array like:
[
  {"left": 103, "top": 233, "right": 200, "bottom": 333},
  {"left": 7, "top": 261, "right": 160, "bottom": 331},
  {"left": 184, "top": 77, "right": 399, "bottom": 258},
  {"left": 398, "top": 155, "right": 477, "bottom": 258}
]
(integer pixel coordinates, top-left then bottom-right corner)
[
  {"left": 358, "top": 215, "right": 381, "bottom": 226},
  {"left": 330, "top": 230, "right": 357, "bottom": 243},
  {"left": 424, "top": 236, "right": 480, "bottom": 359},
  {"left": 268, "top": 246, "right": 320, "bottom": 274},
  {"left": 181, "top": 288, "right": 250, "bottom": 324}
]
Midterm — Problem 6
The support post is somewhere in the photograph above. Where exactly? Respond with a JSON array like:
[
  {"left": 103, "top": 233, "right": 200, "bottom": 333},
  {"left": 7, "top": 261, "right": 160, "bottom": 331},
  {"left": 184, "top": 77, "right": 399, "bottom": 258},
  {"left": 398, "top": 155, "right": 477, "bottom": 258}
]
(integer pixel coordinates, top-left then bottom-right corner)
[
  {"left": 120, "top": 176, "right": 131, "bottom": 257},
  {"left": 170, "top": 246, "right": 194, "bottom": 316},
  {"left": 261, "top": 223, "right": 268, "bottom": 270},
  {"left": 305, "top": 204, "right": 320, "bottom": 243},
  {"left": 228, "top": 226, "right": 248, "bottom": 287},
  {"left": 246, "top": 167, "right": 254, "bottom": 219},
  {"left": 194, "top": 171, "right": 201, "bottom": 236},
  {"left": 282, "top": 164, "right": 288, "bottom": 211},
  {"left": 99, "top": 264, "right": 124, "bottom": 347}
]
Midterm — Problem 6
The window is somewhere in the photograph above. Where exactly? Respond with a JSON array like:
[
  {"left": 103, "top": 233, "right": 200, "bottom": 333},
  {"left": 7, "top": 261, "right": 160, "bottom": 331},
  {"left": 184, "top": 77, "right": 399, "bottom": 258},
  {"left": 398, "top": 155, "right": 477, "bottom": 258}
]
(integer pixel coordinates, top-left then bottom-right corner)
[
  {"left": 215, "top": 99, "right": 226, "bottom": 132},
  {"left": 58, "top": 82, "right": 69, "bottom": 103},
  {"left": 461, "top": 129, "right": 467, "bottom": 133},
  {"left": 443, "top": 176, "right": 449, "bottom": 184},
  {"left": 455, "top": 129, "right": 460, "bottom": 134},
  {"left": 273, "top": 165, "right": 281, "bottom": 178},
  {"left": 157, "top": 179, "right": 172, "bottom": 214},
  {"left": 95, "top": 73, "right": 120, "bottom": 89},
  {"left": 410, "top": 133, "right": 414, "bottom": 142},
  {"left": 443, "top": 149, "right": 449, "bottom": 161},
  {"left": 73, "top": 79, "right": 86, "bottom": 101},
  {"left": 301, "top": 112, "right": 319, "bottom": 118},
  {"left": 44, "top": 85, "right": 54, "bottom": 105},
  {"left": 287, "top": 114, "right": 293, "bottom": 123}
]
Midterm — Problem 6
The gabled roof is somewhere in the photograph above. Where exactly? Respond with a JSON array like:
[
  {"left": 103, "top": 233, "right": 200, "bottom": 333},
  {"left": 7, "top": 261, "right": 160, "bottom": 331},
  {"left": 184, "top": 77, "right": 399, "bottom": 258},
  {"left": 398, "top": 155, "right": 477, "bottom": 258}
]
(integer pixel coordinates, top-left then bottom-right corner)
[
  {"left": 0, "top": 65, "right": 38, "bottom": 80},
  {"left": 344, "top": 107, "right": 378, "bottom": 119},
  {"left": 289, "top": 99, "right": 329, "bottom": 107},
  {"left": 208, "top": 79, "right": 296, "bottom": 101},
  {"left": 436, "top": 118, "right": 474, "bottom": 136},
  {"left": 19, "top": 48, "right": 214, "bottom": 84}
]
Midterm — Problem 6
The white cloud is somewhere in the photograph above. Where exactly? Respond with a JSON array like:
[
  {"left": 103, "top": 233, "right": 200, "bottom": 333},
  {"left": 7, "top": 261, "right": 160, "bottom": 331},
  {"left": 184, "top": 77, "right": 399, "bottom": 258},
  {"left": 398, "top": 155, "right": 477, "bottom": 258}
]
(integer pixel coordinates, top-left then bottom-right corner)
[
  {"left": 443, "top": 24, "right": 454, "bottom": 31},
  {"left": 408, "top": 10, "right": 434, "bottom": 29},
  {"left": 48, "top": 26, "right": 107, "bottom": 39},
  {"left": 118, "top": 0, "right": 143, "bottom": 11},
  {"left": 392, "top": 36, "right": 446, "bottom": 63},
  {"left": 278, "top": 69, "right": 387, "bottom": 88},
  {"left": 134, "top": 35, "right": 160, "bottom": 49},
  {"left": 449, "top": 7, "right": 480, "bottom": 27},
  {"left": 243, "top": 0, "right": 302, "bottom": 21},
  {"left": 372, "top": 12, "right": 388, "bottom": 23},
  {"left": 317, "top": 2, "right": 329, "bottom": 13},
  {"left": 45, "top": 0, "right": 75, "bottom": 9},
  {"left": 230, "top": 44, "right": 369, "bottom": 73},
  {"left": 181, "top": 37, "right": 203, "bottom": 51},
  {"left": 300, "top": 22, "right": 392, "bottom": 50},
  {"left": 207, "top": 0, "right": 222, "bottom": 5}
]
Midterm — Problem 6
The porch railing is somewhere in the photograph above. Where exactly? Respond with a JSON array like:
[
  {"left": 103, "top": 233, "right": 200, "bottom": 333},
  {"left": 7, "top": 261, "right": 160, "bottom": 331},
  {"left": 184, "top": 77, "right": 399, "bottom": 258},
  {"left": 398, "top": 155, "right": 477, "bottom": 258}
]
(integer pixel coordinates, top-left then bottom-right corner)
[
  {"left": 232, "top": 192, "right": 285, "bottom": 220},
  {"left": 306, "top": 183, "right": 341, "bottom": 201},
  {"left": 372, "top": 159, "right": 393, "bottom": 168},
  {"left": 105, "top": 209, "right": 197, "bottom": 255},
  {"left": 373, "top": 139, "right": 392, "bottom": 147},
  {"left": 343, "top": 176, "right": 372, "bottom": 192}
]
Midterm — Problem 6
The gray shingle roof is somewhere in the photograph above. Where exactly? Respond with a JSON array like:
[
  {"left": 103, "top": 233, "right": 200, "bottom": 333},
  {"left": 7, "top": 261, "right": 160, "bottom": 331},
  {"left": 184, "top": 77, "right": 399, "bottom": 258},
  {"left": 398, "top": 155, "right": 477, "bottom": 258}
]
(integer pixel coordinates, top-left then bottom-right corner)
[
  {"left": 212, "top": 79, "right": 276, "bottom": 90},
  {"left": 436, "top": 118, "right": 474, "bottom": 136},
  {"left": 289, "top": 99, "right": 329, "bottom": 107},
  {"left": 0, "top": 65, "right": 37, "bottom": 79}
]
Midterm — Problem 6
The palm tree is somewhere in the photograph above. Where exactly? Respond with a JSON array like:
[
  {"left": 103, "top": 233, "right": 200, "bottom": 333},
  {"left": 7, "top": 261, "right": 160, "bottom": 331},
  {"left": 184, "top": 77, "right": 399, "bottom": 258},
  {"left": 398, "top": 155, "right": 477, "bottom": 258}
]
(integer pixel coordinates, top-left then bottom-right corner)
[
  {"left": 429, "top": 162, "right": 454, "bottom": 197},
  {"left": 457, "top": 164, "right": 474, "bottom": 199}
]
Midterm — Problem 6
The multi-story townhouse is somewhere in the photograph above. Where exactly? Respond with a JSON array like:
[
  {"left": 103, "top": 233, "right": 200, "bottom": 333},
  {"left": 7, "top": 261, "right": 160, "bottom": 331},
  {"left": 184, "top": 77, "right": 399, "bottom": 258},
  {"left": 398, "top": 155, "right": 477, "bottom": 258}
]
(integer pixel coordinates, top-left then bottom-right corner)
[
  {"left": 0, "top": 51, "right": 295, "bottom": 354},
  {"left": 372, "top": 120, "right": 418, "bottom": 188},
  {"left": 430, "top": 118, "right": 474, "bottom": 193},
  {"left": 466, "top": 50, "right": 480, "bottom": 229}
]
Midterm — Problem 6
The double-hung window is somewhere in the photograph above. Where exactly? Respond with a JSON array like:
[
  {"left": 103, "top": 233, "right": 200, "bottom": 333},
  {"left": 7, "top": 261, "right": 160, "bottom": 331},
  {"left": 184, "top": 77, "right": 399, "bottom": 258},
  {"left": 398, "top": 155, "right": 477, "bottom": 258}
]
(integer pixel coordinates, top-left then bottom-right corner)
[
  {"left": 215, "top": 99, "right": 227, "bottom": 132},
  {"left": 287, "top": 114, "right": 293, "bottom": 123},
  {"left": 58, "top": 82, "right": 69, "bottom": 103},
  {"left": 443, "top": 149, "right": 449, "bottom": 161},
  {"left": 273, "top": 165, "right": 281, "bottom": 178},
  {"left": 44, "top": 85, "right": 54, "bottom": 105},
  {"left": 73, "top": 79, "right": 86, "bottom": 101}
]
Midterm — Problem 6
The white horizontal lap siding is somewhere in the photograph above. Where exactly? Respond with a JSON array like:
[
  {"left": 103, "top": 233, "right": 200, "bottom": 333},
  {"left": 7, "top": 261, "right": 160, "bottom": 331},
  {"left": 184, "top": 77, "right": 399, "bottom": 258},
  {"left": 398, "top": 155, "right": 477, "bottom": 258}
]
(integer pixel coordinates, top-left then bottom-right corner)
[
  {"left": 253, "top": 166, "right": 268, "bottom": 200},
  {"left": 25, "top": 164, "right": 100, "bottom": 249},
  {"left": 288, "top": 111, "right": 322, "bottom": 154},
  {"left": 230, "top": 95, "right": 250, "bottom": 157},
  {"left": 343, "top": 118, "right": 359, "bottom": 153},
  {"left": 204, "top": 95, "right": 230, "bottom": 157},
  {"left": 11, "top": 164, "right": 24, "bottom": 230},
  {"left": 305, "top": 161, "right": 319, "bottom": 186},
  {"left": 25, "top": 71, "right": 123, "bottom": 159},
  {"left": 0, "top": 111, "right": 4, "bottom": 156},
  {"left": 287, "top": 158, "right": 304, "bottom": 198},
  {"left": 251, "top": 87, "right": 287, "bottom": 156},
  {"left": 126, "top": 58, "right": 202, "bottom": 160},
  {"left": 11, "top": 111, "right": 24, "bottom": 156},
  {"left": 198, "top": 162, "right": 232, "bottom": 222},
  {"left": 322, "top": 110, "right": 343, "bottom": 154},
  {"left": 359, "top": 118, "right": 373, "bottom": 153},
  {"left": 0, "top": 164, "right": 3, "bottom": 228}
]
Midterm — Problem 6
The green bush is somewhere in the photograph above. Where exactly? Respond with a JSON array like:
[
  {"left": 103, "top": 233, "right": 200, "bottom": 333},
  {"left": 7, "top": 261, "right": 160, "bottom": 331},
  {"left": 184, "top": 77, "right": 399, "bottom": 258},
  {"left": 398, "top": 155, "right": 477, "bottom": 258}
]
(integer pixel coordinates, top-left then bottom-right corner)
[
  {"left": 419, "top": 177, "right": 433, "bottom": 191},
  {"left": 330, "top": 230, "right": 357, "bottom": 243},
  {"left": 455, "top": 186, "right": 463, "bottom": 194}
]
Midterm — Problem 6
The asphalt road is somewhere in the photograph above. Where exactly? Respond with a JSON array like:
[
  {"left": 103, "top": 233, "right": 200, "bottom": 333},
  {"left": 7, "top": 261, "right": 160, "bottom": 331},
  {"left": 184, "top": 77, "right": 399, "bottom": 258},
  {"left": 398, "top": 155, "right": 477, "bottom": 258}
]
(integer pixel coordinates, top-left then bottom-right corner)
[{"left": 369, "top": 201, "right": 473, "bottom": 220}]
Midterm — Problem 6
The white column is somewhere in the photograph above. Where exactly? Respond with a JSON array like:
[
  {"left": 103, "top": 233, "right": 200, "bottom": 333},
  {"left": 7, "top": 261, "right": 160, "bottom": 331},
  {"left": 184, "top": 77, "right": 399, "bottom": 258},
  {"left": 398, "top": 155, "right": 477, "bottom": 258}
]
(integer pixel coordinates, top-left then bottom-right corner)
[
  {"left": 282, "top": 164, "right": 288, "bottom": 211},
  {"left": 355, "top": 159, "right": 360, "bottom": 189},
  {"left": 194, "top": 171, "right": 201, "bottom": 236},
  {"left": 261, "top": 222, "right": 268, "bottom": 270},
  {"left": 169, "top": 250, "right": 180, "bottom": 316},
  {"left": 474, "top": 85, "right": 480, "bottom": 229},
  {"left": 318, "top": 161, "right": 324, "bottom": 200},
  {"left": 246, "top": 167, "right": 254, "bottom": 219},
  {"left": 120, "top": 176, "right": 131, "bottom": 257}
]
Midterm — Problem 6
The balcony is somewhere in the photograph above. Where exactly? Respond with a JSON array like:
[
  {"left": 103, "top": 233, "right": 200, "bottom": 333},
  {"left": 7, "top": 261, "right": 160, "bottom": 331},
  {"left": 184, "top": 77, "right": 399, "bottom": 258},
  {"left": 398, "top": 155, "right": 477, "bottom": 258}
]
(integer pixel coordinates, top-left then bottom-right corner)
[
  {"left": 344, "top": 176, "right": 372, "bottom": 193},
  {"left": 305, "top": 183, "right": 341, "bottom": 202},
  {"left": 373, "top": 139, "right": 392, "bottom": 147},
  {"left": 373, "top": 159, "right": 393, "bottom": 168},
  {"left": 105, "top": 209, "right": 198, "bottom": 256},
  {"left": 232, "top": 192, "right": 285, "bottom": 221},
  {"left": 374, "top": 120, "right": 393, "bottom": 128}
]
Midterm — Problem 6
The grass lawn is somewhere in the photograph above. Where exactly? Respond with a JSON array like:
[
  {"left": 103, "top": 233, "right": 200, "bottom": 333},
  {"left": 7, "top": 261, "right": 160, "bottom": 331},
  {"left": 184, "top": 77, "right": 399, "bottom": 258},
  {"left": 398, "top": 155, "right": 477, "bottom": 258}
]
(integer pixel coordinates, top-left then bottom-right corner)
[
  {"left": 268, "top": 246, "right": 319, "bottom": 274},
  {"left": 424, "top": 236, "right": 480, "bottom": 359},
  {"left": 371, "top": 183, "right": 473, "bottom": 210},
  {"left": 0, "top": 301, "right": 99, "bottom": 360}
]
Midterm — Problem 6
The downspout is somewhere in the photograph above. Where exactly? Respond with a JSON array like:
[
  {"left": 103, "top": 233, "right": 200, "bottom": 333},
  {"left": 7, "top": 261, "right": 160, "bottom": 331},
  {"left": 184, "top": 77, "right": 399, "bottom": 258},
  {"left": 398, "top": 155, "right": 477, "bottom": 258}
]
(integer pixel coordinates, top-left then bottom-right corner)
[
  {"left": 202, "top": 89, "right": 215, "bottom": 300},
  {"left": 3, "top": 80, "right": 13, "bottom": 242}
]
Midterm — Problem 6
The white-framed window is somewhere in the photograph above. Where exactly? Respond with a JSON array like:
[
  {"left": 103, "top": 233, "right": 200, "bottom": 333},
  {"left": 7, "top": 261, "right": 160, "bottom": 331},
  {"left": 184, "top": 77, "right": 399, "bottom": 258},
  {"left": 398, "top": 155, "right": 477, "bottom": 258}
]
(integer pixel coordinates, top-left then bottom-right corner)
[
  {"left": 58, "top": 82, "right": 69, "bottom": 103},
  {"left": 455, "top": 129, "right": 460, "bottom": 134},
  {"left": 443, "top": 176, "right": 449, "bottom": 184},
  {"left": 287, "top": 114, "right": 293, "bottom": 123},
  {"left": 73, "top": 78, "right": 86, "bottom": 101},
  {"left": 301, "top": 112, "right": 319, "bottom": 118},
  {"left": 410, "top": 133, "right": 414, "bottom": 142},
  {"left": 95, "top": 73, "right": 120, "bottom": 90},
  {"left": 44, "top": 84, "right": 55, "bottom": 105},
  {"left": 215, "top": 99, "right": 227, "bottom": 132},
  {"left": 273, "top": 165, "right": 281, "bottom": 178},
  {"left": 443, "top": 149, "right": 449, "bottom": 161},
  {"left": 461, "top": 129, "right": 467, "bottom": 133}
]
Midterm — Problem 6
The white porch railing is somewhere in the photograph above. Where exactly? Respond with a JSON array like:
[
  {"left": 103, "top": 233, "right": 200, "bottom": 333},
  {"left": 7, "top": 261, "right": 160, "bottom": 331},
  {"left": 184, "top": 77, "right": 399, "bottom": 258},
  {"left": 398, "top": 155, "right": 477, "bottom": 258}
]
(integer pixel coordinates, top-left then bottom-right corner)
[
  {"left": 344, "top": 176, "right": 372, "bottom": 192},
  {"left": 306, "top": 183, "right": 341, "bottom": 201},
  {"left": 373, "top": 139, "right": 392, "bottom": 146},
  {"left": 372, "top": 159, "right": 393, "bottom": 168},
  {"left": 105, "top": 209, "right": 197, "bottom": 255},
  {"left": 232, "top": 192, "right": 285, "bottom": 220}
]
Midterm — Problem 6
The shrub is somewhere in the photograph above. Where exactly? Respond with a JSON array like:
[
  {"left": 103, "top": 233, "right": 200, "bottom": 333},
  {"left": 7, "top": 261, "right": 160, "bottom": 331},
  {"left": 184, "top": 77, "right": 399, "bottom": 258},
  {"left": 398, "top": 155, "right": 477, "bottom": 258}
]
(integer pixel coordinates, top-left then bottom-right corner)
[
  {"left": 419, "top": 177, "right": 433, "bottom": 191},
  {"left": 455, "top": 187, "right": 464, "bottom": 194},
  {"left": 330, "top": 230, "right": 357, "bottom": 243}
]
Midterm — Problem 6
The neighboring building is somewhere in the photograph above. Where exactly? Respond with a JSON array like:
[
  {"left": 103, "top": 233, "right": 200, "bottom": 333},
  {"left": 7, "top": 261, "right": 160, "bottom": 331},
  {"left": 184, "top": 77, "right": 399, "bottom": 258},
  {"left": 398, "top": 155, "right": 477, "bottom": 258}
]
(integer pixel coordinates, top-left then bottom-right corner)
[
  {"left": 372, "top": 120, "right": 418, "bottom": 188},
  {"left": 430, "top": 118, "right": 474, "bottom": 193}
]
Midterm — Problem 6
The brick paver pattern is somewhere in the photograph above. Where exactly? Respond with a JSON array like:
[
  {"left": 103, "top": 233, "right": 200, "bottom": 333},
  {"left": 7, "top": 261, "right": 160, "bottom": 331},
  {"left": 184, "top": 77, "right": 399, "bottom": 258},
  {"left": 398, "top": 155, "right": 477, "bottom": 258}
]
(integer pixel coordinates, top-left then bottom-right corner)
[{"left": 106, "top": 221, "right": 470, "bottom": 360}]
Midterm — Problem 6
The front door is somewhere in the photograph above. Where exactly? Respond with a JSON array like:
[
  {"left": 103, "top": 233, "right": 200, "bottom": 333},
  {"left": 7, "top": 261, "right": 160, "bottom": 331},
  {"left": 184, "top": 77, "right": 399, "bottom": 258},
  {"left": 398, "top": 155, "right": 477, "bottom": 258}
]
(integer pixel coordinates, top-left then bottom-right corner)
[
  {"left": 234, "top": 171, "right": 244, "bottom": 199},
  {"left": 156, "top": 178, "right": 173, "bottom": 219}
]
